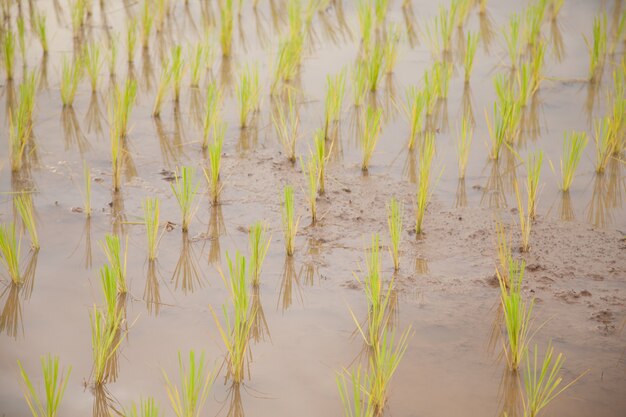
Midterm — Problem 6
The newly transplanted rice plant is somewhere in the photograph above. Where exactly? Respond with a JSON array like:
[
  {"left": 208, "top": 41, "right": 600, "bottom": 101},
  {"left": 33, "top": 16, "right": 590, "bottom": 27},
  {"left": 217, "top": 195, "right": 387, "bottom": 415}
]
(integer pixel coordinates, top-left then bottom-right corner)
[
  {"left": 529, "top": 40, "right": 546, "bottom": 94},
  {"left": 127, "top": 18, "right": 138, "bottom": 63},
  {"left": 313, "top": 129, "right": 328, "bottom": 194},
  {"left": 83, "top": 162, "right": 92, "bottom": 217},
  {"left": 415, "top": 133, "right": 436, "bottom": 235},
  {"left": 203, "top": 123, "right": 225, "bottom": 205},
  {"left": 211, "top": 252, "right": 256, "bottom": 383},
  {"left": 366, "top": 42, "right": 384, "bottom": 92},
  {"left": 336, "top": 365, "right": 374, "bottom": 417},
  {"left": 585, "top": 14, "right": 607, "bottom": 83},
  {"left": 301, "top": 153, "right": 319, "bottom": 223},
  {"left": 522, "top": 344, "right": 586, "bottom": 417},
  {"left": 504, "top": 14, "right": 521, "bottom": 69},
  {"left": 352, "top": 61, "right": 369, "bottom": 107},
  {"left": 202, "top": 83, "right": 222, "bottom": 149},
  {"left": 271, "top": 33, "right": 304, "bottom": 91},
  {"left": 375, "top": 0, "right": 390, "bottom": 25},
  {"left": 324, "top": 70, "right": 347, "bottom": 139},
  {"left": 560, "top": 131, "right": 588, "bottom": 191},
  {"left": 526, "top": 151, "right": 543, "bottom": 220},
  {"left": 9, "top": 81, "right": 34, "bottom": 172},
  {"left": 237, "top": 65, "right": 260, "bottom": 128},
  {"left": 273, "top": 90, "right": 300, "bottom": 162},
  {"left": 387, "top": 198, "right": 403, "bottom": 271},
  {"left": 281, "top": 185, "right": 299, "bottom": 256},
  {"left": 405, "top": 86, "right": 425, "bottom": 150},
  {"left": 89, "top": 305, "right": 123, "bottom": 385},
  {"left": 361, "top": 106, "right": 383, "bottom": 171},
  {"left": 593, "top": 117, "right": 613, "bottom": 174},
  {"left": 2, "top": 31, "right": 15, "bottom": 80},
  {"left": 84, "top": 42, "right": 102, "bottom": 92},
  {"left": 100, "top": 234, "right": 128, "bottom": 294},
  {"left": 456, "top": 112, "right": 473, "bottom": 179},
  {"left": 383, "top": 25, "right": 400, "bottom": 74},
  {"left": 464, "top": 31, "right": 479, "bottom": 83},
  {"left": 0, "top": 223, "right": 22, "bottom": 284},
  {"left": 143, "top": 197, "right": 160, "bottom": 261},
  {"left": 100, "top": 265, "right": 119, "bottom": 320},
  {"left": 153, "top": 60, "right": 172, "bottom": 117},
  {"left": 17, "top": 355, "right": 72, "bottom": 417},
  {"left": 34, "top": 13, "right": 48, "bottom": 54},
  {"left": 163, "top": 351, "right": 214, "bottom": 417},
  {"left": 220, "top": 0, "right": 235, "bottom": 57},
  {"left": 60, "top": 56, "right": 83, "bottom": 107},
  {"left": 170, "top": 45, "right": 185, "bottom": 102},
  {"left": 514, "top": 180, "right": 533, "bottom": 253},
  {"left": 189, "top": 42, "right": 208, "bottom": 87},
  {"left": 14, "top": 194, "right": 39, "bottom": 250},
  {"left": 128, "top": 397, "right": 160, "bottom": 417},
  {"left": 357, "top": 0, "right": 374, "bottom": 50},
  {"left": 249, "top": 222, "right": 271, "bottom": 287},
  {"left": 140, "top": 0, "right": 153, "bottom": 49},
  {"left": 171, "top": 166, "right": 200, "bottom": 233},
  {"left": 17, "top": 17, "right": 25, "bottom": 60},
  {"left": 107, "top": 35, "right": 119, "bottom": 77},
  {"left": 497, "top": 257, "right": 533, "bottom": 371}
]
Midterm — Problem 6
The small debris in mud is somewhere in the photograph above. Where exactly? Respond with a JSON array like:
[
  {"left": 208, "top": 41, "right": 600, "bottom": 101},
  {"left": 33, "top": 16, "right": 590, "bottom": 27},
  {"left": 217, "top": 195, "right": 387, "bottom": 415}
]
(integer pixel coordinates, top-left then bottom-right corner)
[
  {"left": 71, "top": 207, "right": 84, "bottom": 213},
  {"left": 556, "top": 290, "right": 592, "bottom": 304},
  {"left": 236, "top": 225, "right": 249, "bottom": 233},
  {"left": 526, "top": 263, "right": 545, "bottom": 272},
  {"left": 160, "top": 169, "right": 176, "bottom": 181},
  {"left": 471, "top": 184, "right": 482, "bottom": 190},
  {"left": 591, "top": 309, "right": 616, "bottom": 336},
  {"left": 342, "top": 188, "right": 351, "bottom": 193},
  {"left": 342, "top": 280, "right": 360, "bottom": 290},
  {"left": 165, "top": 221, "right": 176, "bottom": 231}
]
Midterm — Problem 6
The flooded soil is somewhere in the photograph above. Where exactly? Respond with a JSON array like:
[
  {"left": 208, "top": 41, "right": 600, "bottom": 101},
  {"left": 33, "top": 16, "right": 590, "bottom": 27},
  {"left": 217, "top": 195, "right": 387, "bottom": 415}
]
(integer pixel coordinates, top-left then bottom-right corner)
[{"left": 1, "top": 0, "right": 625, "bottom": 416}]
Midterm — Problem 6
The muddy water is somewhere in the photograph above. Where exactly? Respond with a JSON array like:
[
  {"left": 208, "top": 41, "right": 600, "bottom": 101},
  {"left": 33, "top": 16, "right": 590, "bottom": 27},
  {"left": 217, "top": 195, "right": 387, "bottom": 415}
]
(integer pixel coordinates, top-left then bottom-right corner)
[{"left": 1, "top": 0, "right": 625, "bottom": 416}]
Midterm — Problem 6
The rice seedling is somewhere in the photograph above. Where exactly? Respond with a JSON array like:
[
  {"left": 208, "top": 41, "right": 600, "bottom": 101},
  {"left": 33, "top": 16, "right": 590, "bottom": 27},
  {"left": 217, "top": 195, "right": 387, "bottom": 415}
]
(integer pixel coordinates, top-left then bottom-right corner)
[
  {"left": 14, "top": 195, "right": 38, "bottom": 250},
  {"left": 504, "top": 14, "right": 521, "bottom": 69},
  {"left": 141, "top": 0, "right": 153, "bottom": 49},
  {"left": 3, "top": 30, "right": 15, "bottom": 80},
  {"left": 594, "top": 117, "right": 613, "bottom": 174},
  {"left": 237, "top": 65, "right": 260, "bottom": 128},
  {"left": 84, "top": 42, "right": 102, "bottom": 92},
  {"left": 189, "top": 42, "right": 207, "bottom": 88},
  {"left": 301, "top": 154, "right": 319, "bottom": 223},
  {"left": 357, "top": 0, "right": 374, "bottom": 50},
  {"left": 422, "top": 70, "right": 437, "bottom": 116},
  {"left": 17, "top": 16, "right": 26, "bottom": 61},
  {"left": 162, "top": 351, "right": 214, "bottom": 417},
  {"left": 559, "top": 131, "right": 588, "bottom": 191},
  {"left": 514, "top": 181, "right": 532, "bottom": 253},
  {"left": 430, "top": 4, "right": 456, "bottom": 54},
  {"left": 526, "top": 151, "right": 543, "bottom": 220},
  {"left": 100, "top": 234, "right": 128, "bottom": 294},
  {"left": 108, "top": 36, "right": 119, "bottom": 77},
  {"left": 171, "top": 166, "right": 200, "bottom": 233},
  {"left": 387, "top": 198, "right": 403, "bottom": 271},
  {"left": 464, "top": 31, "right": 479, "bottom": 84},
  {"left": 128, "top": 397, "right": 160, "bottom": 417},
  {"left": 17, "top": 355, "right": 72, "bottom": 417},
  {"left": 456, "top": 112, "right": 473, "bottom": 179},
  {"left": 549, "top": 0, "right": 564, "bottom": 21},
  {"left": 273, "top": 90, "right": 300, "bottom": 162},
  {"left": 375, "top": 0, "right": 389, "bottom": 25},
  {"left": 0, "top": 223, "right": 22, "bottom": 285},
  {"left": 366, "top": 42, "right": 384, "bottom": 92},
  {"left": 367, "top": 328, "right": 410, "bottom": 414},
  {"left": 109, "top": 102, "right": 122, "bottom": 191},
  {"left": 202, "top": 83, "right": 222, "bottom": 148},
  {"left": 287, "top": 0, "right": 303, "bottom": 36},
  {"left": 100, "top": 265, "right": 119, "bottom": 320},
  {"left": 405, "top": 86, "right": 425, "bottom": 150},
  {"left": 115, "top": 78, "right": 138, "bottom": 138},
  {"left": 383, "top": 25, "right": 400, "bottom": 74},
  {"left": 485, "top": 97, "right": 521, "bottom": 159},
  {"left": 529, "top": 40, "right": 546, "bottom": 94},
  {"left": 496, "top": 257, "right": 533, "bottom": 371},
  {"left": 430, "top": 61, "right": 452, "bottom": 100},
  {"left": 524, "top": 3, "right": 545, "bottom": 49},
  {"left": 70, "top": 0, "right": 86, "bottom": 36},
  {"left": 143, "top": 197, "right": 160, "bottom": 261},
  {"left": 127, "top": 18, "right": 138, "bottom": 63},
  {"left": 336, "top": 365, "right": 374, "bottom": 417},
  {"left": 89, "top": 305, "right": 123, "bottom": 385},
  {"left": 211, "top": 252, "right": 256, "bottom": 383},
  {"left": 281, "top": 185, "right": 299, "bottom": 256},
  {"left": 352, "top": 61, "right": 369, "bottom": 107},
  {"left": 415, "top": 132, "right": 435, "bottom": 235},
  {"left": 8, "top": 90, "right": 34, "bottom": 172},
  {"left": 249, "top": 222, "right": 271, "bottom": 287},
  {"left": 495, "top": 221, "right": 513, "bottom": 285},
  {"left": 202, "top": 123, "right": 225, "bottom": 205},
  {"left": 313, "top": 129, "right": 328, "bottom": 194},
  {"left": 585, "top": 14, "right": 607, "bottom": 83},
  {"left": 170, "top": 45, "right": 185, "bottom": 102},
  {"left": 522, "top": 344, "right": 586, "bottom": 417},
  {"left": 271, "top": 33, "right": 304, "bottom": 91},
  {"left": 83, "top": 162, "right": 92, "bottom": 217},
  {"left": 60, "top": 56, "right": 83, "bottom": 107},
  {"left": 324, "top": 69, "right": 346, "bottom": 138},
  {"left": 152, "top": 60, "right": 172, "bottom": 117},
  {"left": 361, "top": 106, "right": 383, "bottom": 171},
  {"left": 34, "top": 13, "right": 48, "bottom": 54},
  {"left": 220, "top": 0, "right": 235, "bottom": 57}
]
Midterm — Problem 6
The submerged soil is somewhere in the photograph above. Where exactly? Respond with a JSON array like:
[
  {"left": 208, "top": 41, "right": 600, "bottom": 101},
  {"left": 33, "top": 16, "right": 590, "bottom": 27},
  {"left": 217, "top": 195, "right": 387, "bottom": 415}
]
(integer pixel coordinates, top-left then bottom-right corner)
[{"left": 1, "top": 0, "right": 625, "bottom": 416}]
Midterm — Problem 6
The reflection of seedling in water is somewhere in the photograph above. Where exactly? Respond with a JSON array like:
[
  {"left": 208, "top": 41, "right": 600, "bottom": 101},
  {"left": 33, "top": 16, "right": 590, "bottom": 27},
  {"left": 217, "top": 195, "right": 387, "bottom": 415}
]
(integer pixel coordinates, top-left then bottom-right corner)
[
  {"left": 163, "top": 351, "right": 214, "bottom": 417},
  {"left": 249, "top": 222, "right": 271, "bottom": 287},
  {"left": 34, "top": 13, "right": 48, "bottom": 55},
  {"left": 100, "top": 234, "right": 128, "bottom": 294},
  {"left": 85, "top": 42, "right": 103, "bottom": 92},
  {"left": 18, "top": 355, "right": 72, "bottom": 417},
  {"left": 203, "top": 123, "right": 225, "bottom": 205},
  {"left": 456, "top": 112, "right": 473, "bottom": 179},
  {"left": 361, "top": 106, "right": 382, "bottom": 171},
  {"left": 237, "top": 65, "right": 260, "bottom": 128},
  {"left": 522, "top": 344, "right": 586, "bottom": 417},
  {"left": 14, "top": 194, "right": 39, "bottom": 250},
  {"left": 171, "top": 166, "right": 200, "bottom": 233},
  {"left": 415, "top": 133, "right": 435, "bottom": 235},
  {"left": 301, "top": 153, "right": 319, "bottom": 223},
  {"left": 559, "top": 131, "right": 587, "bottom": 191},
  {"left": 83, "top": 162, "right": 92, "bottom": 217},
  {"left": 405, "top": 86, "right": 425, "bottom": 150},
  {"left": 3, "top": 31, "right": 15, "bottom": 80},
  {"left": 464, "top": 31, "right": 478, "bottom": 83},
  {"left": 60, "top": 56, "right": 83, "bottom": 107},
  {"left": 387, "top": 198, "right": 403, "bottom": 271},
  {"left": 0, "top": 223, "right": 22, "bottom": 285},
  {"left": 211, "top": 252, "right": 256, "bottom": 383},
  {"left": 497, "top": 257, "right": 533, "bottom": 371},
  {"left": 282, "top": 185, "right": 300, "bottom": 256},
  {"left": 585, "top": 14, "right": 607, "bottom": 84},
  {"left": 143, "top": 197, "right": 161, "bottom": 261},
  {"left": 273, "top": 90, "right": 300, "bottom": 162},
  {"left": 202, "top": 83, "right": 222, "bottom": 148}
]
